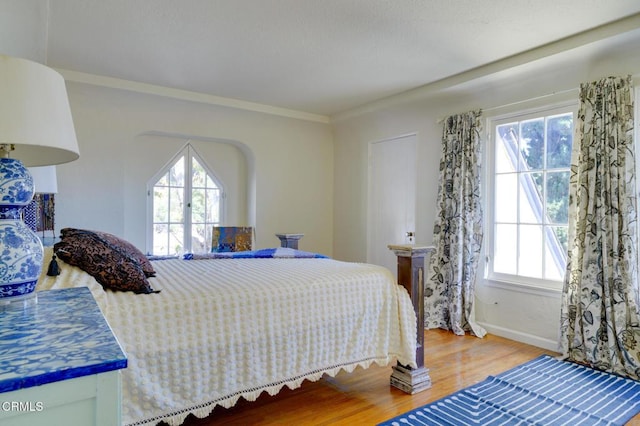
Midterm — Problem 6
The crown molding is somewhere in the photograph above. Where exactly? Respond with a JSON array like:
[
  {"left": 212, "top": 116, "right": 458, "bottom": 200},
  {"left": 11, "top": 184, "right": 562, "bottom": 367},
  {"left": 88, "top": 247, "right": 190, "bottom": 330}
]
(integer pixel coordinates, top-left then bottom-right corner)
[{"left": 56, "top": 68, "right": 331, "bottom": 124}]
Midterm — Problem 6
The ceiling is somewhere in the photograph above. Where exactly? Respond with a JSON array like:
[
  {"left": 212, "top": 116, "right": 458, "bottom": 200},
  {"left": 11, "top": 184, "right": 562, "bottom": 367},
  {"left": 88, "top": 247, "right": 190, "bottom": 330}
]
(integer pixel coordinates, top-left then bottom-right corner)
[{"left": 41, "top": 0, "right": 640, "bottom": 117}]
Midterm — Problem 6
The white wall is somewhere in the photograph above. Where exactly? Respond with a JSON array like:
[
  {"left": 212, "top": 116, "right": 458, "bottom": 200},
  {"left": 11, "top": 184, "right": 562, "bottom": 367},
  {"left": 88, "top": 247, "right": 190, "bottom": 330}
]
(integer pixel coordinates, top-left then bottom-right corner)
[
  {"left": 332, "top": 25, "right": 640, "bottom": 350},
  {"left": 0, "top": 0, "right": 47, "bottom": 62},
  {"left": 56, "top": 82, "right": 334, "bottom": 254},
  {"left": 1, "top": 1, "right": 335, "bottom": 256}
]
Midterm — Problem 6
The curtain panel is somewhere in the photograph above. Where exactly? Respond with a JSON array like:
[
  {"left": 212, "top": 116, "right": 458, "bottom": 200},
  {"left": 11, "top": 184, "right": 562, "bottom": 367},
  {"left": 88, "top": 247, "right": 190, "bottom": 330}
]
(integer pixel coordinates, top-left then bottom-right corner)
[
  {"left": 425, "top": 110, "right": 486, "bottom": 337},
  {"left": 560, "top": 75, "right": 640, "bottom": 379}
]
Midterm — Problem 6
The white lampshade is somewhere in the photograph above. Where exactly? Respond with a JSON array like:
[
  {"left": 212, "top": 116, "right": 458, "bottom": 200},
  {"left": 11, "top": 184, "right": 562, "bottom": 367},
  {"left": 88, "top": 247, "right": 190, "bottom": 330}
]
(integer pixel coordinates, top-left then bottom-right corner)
[
  {"left": 0, "top": 55, "right": 80, "bottom": 165},
  {"left": 0, "top": 55, "right": 79, "bottom": 305},
  {"left": 28, "top": 166, "right": 58, "bottom": 194}
]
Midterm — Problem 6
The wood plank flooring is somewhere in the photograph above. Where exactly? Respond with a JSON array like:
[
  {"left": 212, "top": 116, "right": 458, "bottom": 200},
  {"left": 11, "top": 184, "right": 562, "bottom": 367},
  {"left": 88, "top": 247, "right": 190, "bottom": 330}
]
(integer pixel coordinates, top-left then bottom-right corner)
[{"left": 170, "top": 329, "right": 640, "bottom": 425}]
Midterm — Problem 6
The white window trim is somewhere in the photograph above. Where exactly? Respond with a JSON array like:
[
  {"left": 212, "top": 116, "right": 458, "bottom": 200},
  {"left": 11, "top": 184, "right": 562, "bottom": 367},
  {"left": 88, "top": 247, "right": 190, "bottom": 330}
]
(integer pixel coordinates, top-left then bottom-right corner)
[
  {"left": 145, "top": 142, "right": 226, "bottom": 255},
  {"left": 483, "top": 100, "right": 578, "bottom": 292}
]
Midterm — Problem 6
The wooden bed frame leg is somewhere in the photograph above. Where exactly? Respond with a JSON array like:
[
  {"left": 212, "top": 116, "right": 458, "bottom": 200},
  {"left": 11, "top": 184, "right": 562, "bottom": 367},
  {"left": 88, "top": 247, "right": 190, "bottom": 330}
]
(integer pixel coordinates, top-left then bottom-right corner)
[{"left": 388, "top": 244, "right": 435, "bottom": 394}]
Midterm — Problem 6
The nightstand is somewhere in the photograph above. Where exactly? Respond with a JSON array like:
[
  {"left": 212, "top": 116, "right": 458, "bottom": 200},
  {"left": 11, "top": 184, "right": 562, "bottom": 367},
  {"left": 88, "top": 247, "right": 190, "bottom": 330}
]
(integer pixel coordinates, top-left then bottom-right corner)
[{"left": 0, "top": 287, "right": 127, "bottom": 426}]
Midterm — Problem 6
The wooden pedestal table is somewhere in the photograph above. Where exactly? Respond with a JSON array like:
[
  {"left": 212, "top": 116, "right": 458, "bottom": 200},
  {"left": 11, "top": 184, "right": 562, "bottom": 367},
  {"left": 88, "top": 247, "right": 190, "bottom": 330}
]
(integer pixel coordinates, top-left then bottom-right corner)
[{"left": 388, "top": 244, "right": 435, "bottom": 394}]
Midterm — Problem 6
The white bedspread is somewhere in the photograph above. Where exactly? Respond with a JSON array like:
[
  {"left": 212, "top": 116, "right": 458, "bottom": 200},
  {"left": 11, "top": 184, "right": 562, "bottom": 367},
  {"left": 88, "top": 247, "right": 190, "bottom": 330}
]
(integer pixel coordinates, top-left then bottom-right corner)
[{"left": 37, "top": 252, "right": 417, "bottom": 426}]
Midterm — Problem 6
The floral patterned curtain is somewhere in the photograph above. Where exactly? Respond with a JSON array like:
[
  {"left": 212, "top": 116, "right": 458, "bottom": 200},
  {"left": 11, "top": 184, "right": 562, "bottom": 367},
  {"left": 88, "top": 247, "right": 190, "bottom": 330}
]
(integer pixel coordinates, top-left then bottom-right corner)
[
  {"left": 560, "top": 76, "right": 640, "bottom": 379},
  {"left": 425, "top": 110, "right": 486, "bottom": 337}
]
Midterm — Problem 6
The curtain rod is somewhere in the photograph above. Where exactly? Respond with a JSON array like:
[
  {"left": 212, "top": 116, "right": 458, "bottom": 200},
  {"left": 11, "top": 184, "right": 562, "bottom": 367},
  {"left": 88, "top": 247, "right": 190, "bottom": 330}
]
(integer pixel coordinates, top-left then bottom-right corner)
[
  {"left": 483, "top": 87, "right": 579, "bottom": 113},
  {"left": 436, "top": 87, "right": 579, "bottom": 124},
  {"left": 437, "top": 73, "right": 640, "bottom": 124}
]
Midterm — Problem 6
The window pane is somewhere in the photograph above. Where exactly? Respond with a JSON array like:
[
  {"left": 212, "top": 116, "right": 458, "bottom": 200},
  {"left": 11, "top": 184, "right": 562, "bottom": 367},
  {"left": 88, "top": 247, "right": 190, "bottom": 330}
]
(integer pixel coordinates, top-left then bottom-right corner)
[
  {"left": 495, "top": 174, "right": 517, "bottom": 222},
  {"left": 546, "top": 114, "right": 573, "bottom": 169},
  {"left": 204, "top": 225, "right": 213, "bottom": 252},
  {"left": 169, "top": 224, "right": 184, "bottom": 255},
  {"left": 495, "top": 123, "right": 518, "bottom": 173},
  {"left": 169, "top": 157, "right": 185, "bottom": 186},
  {"left": 519, "top": 172, "right": 543, "bottom": 224},
  {"left": 153, "top": 186, "right": 168, "bottom": 222},
  {"left": 494, "top": 224, "right": 517, "bottom": 274},
  {"left": 156, "top": 172, "right": 168, "bottom": 187},
  {"left": 551, "top": 225, "right": 569, "bottom": 255},
  {"left": 206, "top": 188, "right": 220, "bottom": 222},
  {"left": 206, "top": 175, "right": 217, "bottom": 189},
  {"left": 169, "top": 188, "right": 184, "bottom": 222},
  {"left": 518, "top": 224, "right": 542, "bottom": 278},
  {"left": 545, "top": 226, "right": 568, "bottom": 281},
  {"left": 191, "top": 188, "right": 205, "bottom": 222},
  {"left": 153, "top": 223, "right": 169, "bottom": 255},
  {"left": 545, "top": 171, "right": 569, "bottom": 224},
  {"left": 191, "top": 223, "right": 208, "bottom": 253},
  {"left": 520, "top": 118, "right": 544, "bottom": 171},
  {"left": 544, "top": 254, "right": 565, "bottom": 281},
  {"left": 192, "top": 157, "right": 206, "bottom": 188}
]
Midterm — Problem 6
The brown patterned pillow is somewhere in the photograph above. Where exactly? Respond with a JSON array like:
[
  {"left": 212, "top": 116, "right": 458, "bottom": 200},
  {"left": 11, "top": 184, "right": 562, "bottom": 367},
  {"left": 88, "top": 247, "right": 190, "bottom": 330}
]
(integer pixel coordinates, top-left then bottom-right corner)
[
  {"left": 54, "top": 231, "right": 159, "bottom": 294},
  {"left": 60, "top": 228, "right": 156, "bottom": 277}
]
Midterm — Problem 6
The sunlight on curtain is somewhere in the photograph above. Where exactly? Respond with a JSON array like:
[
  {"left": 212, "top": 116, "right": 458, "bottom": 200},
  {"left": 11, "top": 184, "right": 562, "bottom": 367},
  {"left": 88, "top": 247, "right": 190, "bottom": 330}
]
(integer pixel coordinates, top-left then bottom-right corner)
[
  {"left": 425, "top": 110, "right": 486, "bottom": 337},
  {"left": 560, "top": 76, "right": 640, "bottom": 379}
]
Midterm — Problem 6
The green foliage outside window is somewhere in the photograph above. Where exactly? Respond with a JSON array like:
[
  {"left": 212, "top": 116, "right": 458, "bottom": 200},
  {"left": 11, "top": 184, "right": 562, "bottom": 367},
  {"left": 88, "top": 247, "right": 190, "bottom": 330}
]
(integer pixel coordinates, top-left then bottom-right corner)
[{"left": 493, "top": 111, "right": 573, "bottom": 282}]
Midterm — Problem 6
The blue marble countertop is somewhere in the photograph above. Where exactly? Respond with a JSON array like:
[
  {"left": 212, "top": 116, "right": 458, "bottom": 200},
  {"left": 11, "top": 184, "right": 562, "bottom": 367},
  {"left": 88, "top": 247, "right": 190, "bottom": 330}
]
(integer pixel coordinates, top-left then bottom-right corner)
[{"left": 0, "top": 287, "right": 127, "bottom": 393}]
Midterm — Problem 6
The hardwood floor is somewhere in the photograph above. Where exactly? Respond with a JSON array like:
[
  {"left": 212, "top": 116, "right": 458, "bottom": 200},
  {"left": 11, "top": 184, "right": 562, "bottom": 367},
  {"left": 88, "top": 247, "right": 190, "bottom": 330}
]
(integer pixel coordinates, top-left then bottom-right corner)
[{"left": 169, "top": 328, "right": 640, "bottom": 426}]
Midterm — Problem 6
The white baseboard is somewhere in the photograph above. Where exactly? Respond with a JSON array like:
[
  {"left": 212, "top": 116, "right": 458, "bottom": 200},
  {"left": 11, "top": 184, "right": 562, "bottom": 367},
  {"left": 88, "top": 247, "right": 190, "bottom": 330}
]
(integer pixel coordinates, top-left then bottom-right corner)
[{"left": 477, "top": 321, "right": 560, "bottom": 352}]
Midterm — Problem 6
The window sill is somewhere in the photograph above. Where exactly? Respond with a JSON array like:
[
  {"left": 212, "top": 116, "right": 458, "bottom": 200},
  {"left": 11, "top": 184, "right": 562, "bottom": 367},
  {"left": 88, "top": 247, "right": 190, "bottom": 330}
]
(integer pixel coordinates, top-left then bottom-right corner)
[{"left": 482, "top": 277, "right": 562, "bottom": 297}]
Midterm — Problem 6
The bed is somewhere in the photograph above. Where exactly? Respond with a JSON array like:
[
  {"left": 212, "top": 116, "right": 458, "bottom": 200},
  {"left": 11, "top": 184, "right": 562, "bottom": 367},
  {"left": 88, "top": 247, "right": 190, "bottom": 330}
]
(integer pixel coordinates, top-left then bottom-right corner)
[{"left": 36, "top": 232, "right": 419, "bottom": 426}]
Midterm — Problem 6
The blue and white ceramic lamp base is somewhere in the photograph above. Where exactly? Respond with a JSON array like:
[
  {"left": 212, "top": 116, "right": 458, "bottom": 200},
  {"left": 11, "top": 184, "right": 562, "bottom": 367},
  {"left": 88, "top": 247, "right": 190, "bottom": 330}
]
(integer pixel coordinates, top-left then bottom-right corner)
[{"left": 0, "top": 157, "right": 43, "bottom": 305}]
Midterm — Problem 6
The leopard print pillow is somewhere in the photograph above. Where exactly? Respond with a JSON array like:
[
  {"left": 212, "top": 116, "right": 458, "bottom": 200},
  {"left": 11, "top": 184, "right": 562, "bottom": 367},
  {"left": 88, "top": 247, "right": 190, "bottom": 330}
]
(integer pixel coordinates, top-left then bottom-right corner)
[
  {"left": 54, "top": 232, "right": 159, "bottom": 294},
  {"left": 60, "top": 228, "right": 156, "bottom": 277}
]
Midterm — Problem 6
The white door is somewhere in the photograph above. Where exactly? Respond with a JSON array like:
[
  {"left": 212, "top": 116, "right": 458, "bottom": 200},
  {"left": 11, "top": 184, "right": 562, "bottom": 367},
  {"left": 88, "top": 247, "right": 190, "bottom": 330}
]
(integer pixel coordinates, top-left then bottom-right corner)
[{"left": 367, "top": 134, "right": 417, "bottom": 278}]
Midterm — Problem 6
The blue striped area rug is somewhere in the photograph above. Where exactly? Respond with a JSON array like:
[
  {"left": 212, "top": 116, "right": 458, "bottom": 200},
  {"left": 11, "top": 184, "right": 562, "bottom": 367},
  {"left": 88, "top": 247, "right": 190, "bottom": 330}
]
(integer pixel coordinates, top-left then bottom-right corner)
[{"left": 379, "top": 355, "right": 640, "bottom": 426}]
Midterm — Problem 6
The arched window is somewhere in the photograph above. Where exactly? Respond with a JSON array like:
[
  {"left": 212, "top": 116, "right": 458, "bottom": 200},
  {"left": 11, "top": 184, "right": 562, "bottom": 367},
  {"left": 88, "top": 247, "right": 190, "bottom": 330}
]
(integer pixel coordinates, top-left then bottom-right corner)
[{"left": 148, "top": 143, "right": 223, "bottom": 255}]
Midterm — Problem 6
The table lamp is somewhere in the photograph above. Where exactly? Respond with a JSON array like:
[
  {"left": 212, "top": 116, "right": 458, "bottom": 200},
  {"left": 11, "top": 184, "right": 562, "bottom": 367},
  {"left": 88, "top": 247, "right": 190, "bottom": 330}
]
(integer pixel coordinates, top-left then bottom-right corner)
[{"left": 0, "top": 55, "right": 79, "bottom": 305}]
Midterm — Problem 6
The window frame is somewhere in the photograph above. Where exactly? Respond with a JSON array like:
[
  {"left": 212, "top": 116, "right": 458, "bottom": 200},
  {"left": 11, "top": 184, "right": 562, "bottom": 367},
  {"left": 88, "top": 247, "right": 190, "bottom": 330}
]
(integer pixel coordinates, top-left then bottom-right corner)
[
  {"left": 484, "top": 101, "right": 578, "bottom": 291},
  {"left": 146, "top": 143, "right": 225, "bottom": 255}
]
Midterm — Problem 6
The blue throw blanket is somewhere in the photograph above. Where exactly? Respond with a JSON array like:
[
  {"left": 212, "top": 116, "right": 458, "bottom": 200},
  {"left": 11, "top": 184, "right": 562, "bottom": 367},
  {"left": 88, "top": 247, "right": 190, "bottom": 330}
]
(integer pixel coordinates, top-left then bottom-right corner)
[{"left": 183, "top": 247, "right": 329, "bottom": 260}]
